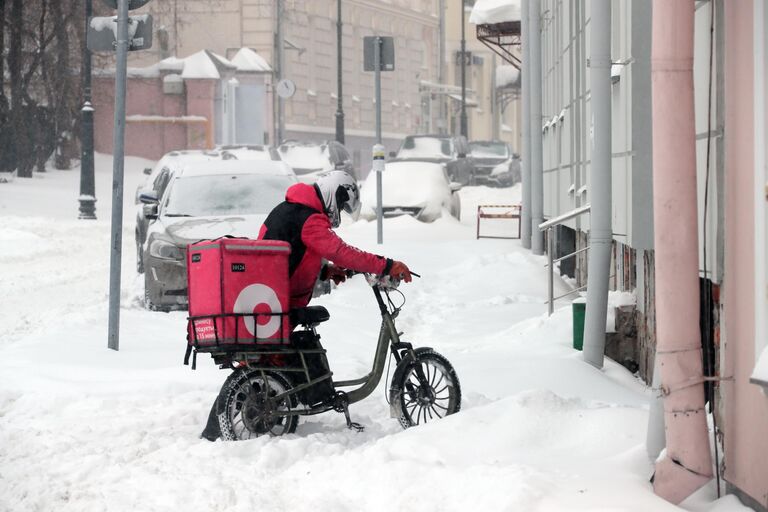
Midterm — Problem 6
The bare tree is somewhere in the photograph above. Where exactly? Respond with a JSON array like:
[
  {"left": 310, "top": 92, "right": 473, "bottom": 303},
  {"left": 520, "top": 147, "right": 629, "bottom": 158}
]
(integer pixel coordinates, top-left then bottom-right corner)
[{"left": 1, "top": 0, "right": 83, "bottom": 177}]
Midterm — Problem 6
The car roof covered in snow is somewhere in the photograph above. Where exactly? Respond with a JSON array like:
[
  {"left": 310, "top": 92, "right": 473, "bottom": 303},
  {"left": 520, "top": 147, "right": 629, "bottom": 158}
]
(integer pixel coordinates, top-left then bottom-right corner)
[{"left": 176, "top": 159, "right": 295, "bottom": 177}]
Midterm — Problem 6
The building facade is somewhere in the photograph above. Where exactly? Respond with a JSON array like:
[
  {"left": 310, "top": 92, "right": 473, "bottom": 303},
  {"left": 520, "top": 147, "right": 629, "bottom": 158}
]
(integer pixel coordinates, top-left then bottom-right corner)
[
  {"left": 121, "top": 0, "right": 441, "bottom": 175},
  {"left": 530, "top": 0, "right": 768, "bottom": 508}
]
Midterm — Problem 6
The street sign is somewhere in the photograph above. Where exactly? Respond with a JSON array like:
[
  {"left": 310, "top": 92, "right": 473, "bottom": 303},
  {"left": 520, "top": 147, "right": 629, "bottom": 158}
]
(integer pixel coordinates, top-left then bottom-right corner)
[
  {"left": 101, "top": 0, "right": 151, "bottom": 9},
  {"left": 363, "top": 36, "right": 395, "bottom": 72},
  {"left": 88, "top": 15, "right": 153, "bottom": 52}
]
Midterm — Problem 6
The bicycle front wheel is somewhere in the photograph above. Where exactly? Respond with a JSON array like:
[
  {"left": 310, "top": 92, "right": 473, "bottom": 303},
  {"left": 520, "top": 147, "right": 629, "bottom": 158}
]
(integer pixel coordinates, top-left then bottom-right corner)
[{"left": 390, "top": 349, "right": 461, "bottom": 429}]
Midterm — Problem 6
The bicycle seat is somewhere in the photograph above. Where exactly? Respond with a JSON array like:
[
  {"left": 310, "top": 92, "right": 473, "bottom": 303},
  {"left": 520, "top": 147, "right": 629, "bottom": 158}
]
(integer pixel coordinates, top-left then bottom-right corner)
[{"left": 290, "top": 306, "right": 330, "bottom": 327}]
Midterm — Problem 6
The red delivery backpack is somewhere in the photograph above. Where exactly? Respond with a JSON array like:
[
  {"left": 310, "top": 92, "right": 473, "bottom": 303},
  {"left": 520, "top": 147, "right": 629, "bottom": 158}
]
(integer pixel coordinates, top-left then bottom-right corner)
[{"left": 186, "top": 237, "right": 291, "bottom": 350}]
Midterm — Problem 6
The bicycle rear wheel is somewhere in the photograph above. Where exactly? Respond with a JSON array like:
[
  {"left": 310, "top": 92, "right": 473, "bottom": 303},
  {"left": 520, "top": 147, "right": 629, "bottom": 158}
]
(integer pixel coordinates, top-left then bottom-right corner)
[
  {"left": 390, "top": 348, "right": 461, "bottom": 429},
  {"left": 216, "top": 368, "right": 298, "bottom": 441}
]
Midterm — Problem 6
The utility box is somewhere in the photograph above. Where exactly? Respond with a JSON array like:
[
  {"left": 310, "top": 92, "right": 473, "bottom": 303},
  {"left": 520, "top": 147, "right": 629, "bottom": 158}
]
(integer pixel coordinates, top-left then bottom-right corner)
[
  {"left": 187, "top": 238, "right": 291, "bottom": 347},
  {"left": 572, "top": 298, "right": 586, "bottom": 351}
]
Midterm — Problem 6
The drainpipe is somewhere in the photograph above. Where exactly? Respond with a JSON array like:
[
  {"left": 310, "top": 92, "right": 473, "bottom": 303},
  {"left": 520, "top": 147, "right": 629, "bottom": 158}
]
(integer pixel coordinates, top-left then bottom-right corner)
[
  {"left": 529, "top": 0, "right": 544, "bottom": 255},
  {"left": 520, "top": 0, "right": 532, "bottom": 249},
  {"left": 650, "top": 0, "right": 713, "bottom": 503},
  {"left": 582, "top": 0, "right": 612, "bottom": 369}
]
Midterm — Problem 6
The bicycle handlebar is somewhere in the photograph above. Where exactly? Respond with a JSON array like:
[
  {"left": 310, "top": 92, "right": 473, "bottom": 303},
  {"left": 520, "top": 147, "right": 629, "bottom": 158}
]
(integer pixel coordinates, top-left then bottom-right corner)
[{"left": 343, "top": 269, "right": 421, "bottom": 289}]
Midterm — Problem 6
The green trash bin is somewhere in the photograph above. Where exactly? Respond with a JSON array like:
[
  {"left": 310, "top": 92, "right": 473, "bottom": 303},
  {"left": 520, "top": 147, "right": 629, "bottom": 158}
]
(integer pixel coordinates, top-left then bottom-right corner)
[{"left": 572, "top": 299, "right": 586, "bottom": 351}]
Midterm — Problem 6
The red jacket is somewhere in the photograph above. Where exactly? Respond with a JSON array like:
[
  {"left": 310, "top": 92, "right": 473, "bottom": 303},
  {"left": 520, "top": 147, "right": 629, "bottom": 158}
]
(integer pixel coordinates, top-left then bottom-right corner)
[{"left": 259, "top": 183, "right": 389, "bottom": 309}]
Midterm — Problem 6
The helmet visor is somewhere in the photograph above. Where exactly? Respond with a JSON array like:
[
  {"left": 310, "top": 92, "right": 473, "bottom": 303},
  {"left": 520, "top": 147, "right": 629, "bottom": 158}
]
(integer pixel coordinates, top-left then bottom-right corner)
[{"left": 341, "top": 183, "right": 361, "bottom": 219}]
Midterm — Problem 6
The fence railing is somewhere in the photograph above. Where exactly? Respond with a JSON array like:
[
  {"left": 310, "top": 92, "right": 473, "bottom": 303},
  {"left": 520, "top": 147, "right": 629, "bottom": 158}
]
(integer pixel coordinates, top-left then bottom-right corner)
[{"left": 538, "top": 204, "right": 591, "bottom": 315}]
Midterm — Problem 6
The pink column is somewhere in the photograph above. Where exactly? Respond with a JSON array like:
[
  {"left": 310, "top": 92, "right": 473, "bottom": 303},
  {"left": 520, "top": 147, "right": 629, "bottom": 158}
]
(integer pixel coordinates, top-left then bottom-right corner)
[{"left": 651, "top": 0, "right": 713, "bottom": 504}]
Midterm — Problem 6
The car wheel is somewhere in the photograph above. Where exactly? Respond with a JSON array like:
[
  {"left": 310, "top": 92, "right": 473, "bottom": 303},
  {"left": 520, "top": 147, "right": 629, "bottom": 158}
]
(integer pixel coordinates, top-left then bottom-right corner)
[
  {"left": 136, "top": 234, "right": 144, "bottom": 274},
  {"left": 451, "top": 194, "right": 461, "bottom": 221},
  {"left": 144, "top": 273, "right": 158, "bottom": 312}
]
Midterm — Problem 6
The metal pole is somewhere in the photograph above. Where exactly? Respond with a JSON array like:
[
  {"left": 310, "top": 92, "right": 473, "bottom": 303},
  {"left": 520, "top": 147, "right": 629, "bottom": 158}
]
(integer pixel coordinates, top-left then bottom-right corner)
[
  {"left": 276, "top": 0, "right": 285, "bottom": 144},
  {"left": 438, "top": 0, "right": 446, "bottom": 134},
  {"left": 375, "top": 37, "right": 383, "bottom": 245},
  {"left": 491, "top": 53, "right": 499, "bottom": 139},
  {"left": 335, "top": 0, "right": 345, "bottom": 144},
  {"left": 459, "top": 0, "right": 468, "bottom": 138},
  {"left": 520, "top": 0, "right": 532, "bottom": 249},
  {"left": 78, "top": 0, "right": 96, "bottom": 220},
  {"left": 582, "top": 0, "right": 612, "bottom": 369},
  {"left": 107, "top": 0, "right": 130, "bottom": 351},
  {"left": 547, "top": 227, "right": 554, "bottom": 315},
  {"left": 650, "top": 0, "right": 713, "bottom": 502},
  {"left": 530, "top": 0, "right": 544, "bottom": 255}
]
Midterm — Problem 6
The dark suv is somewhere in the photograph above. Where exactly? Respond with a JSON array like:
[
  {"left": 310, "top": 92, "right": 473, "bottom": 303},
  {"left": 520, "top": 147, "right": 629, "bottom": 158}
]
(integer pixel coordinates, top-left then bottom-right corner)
[
  {"left": 469, "top": 140, "right": 521, "bottom": 187},
  {"left": 390, "top": 134, "right": 475, "bottom": 186}
]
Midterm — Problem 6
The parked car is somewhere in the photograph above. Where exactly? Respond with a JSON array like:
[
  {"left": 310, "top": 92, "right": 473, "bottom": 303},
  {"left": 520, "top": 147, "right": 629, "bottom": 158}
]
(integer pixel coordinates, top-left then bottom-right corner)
[
  {"left": 277, "top": 140, "right": 353, "bottom": 183},
  {"left": 389, "top": 134, "right": 475, "bottom": 186},
  {"left": 359, "top": 160, "right": 462, "bottom": 222},
  {"left": 134, "top": 146, "right": 282, "bottom": 273},
  {"left": 139, "top": 160, "right": 297, "bottom": 311},
  {"left": 469, "top": 140, "right": 521, "bottom": 187}
]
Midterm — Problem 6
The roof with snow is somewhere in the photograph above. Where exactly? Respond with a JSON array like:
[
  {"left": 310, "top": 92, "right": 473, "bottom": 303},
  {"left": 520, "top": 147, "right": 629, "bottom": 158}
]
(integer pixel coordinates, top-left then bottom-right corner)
[
  {"left": 230, "top": 48, "right": 272, "bottom": 73},
  {"left": 469, "top": 0, "right": 522, "bottom": 25},
  {"left": 96, "top": 48, "right": 271, "bottom": 79}
]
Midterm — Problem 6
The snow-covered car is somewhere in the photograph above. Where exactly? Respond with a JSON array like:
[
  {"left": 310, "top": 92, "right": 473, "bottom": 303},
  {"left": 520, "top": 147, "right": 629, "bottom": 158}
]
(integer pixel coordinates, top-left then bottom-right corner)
[
  {"left": 134, "top": 146, "right": 283, "bottom": 273},
  {"left": 277, "top": 140, "right": 353, "bottom": 183},
  {"left": 139, "top": 160, "right": 297, "bottom": 311},
  {"left": 469, "top": 140, "right": 521, "bottom": 187},
  {"left": 390, "top": 134, "right": 475, "bottom": 186},
  {"left": 359, "top": 161, "right": 462, "bottom": 222},
  {"left": 135, "top": 145, "right": 280, "bottom": 204}
]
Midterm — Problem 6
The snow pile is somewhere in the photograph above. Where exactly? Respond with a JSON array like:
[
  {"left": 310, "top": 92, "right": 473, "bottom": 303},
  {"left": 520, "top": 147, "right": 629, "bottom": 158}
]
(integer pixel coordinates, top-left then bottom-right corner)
[
  {"left": 606, "top": 290, "right": 637, "bottom": 333},
  {"left": 496, "top": 64, "right": 521, "bottom": 88},
  {"left": 278, "top": 144, "right": 330, "bottom": 172},
  {"left": 0, "top": 159, "right": 752, "bottom": 512},
  {"left": 752, "top": 346, "right": 768, "bottom": 386},
  {"left": 359, "top": 161, "right": 454, "bottom": 222},
  {"left": 396, "top": 137, "right": 452, "bottom": 160},
  {"left": 469, "top": 0, "right": 522, "bottom": 25}
]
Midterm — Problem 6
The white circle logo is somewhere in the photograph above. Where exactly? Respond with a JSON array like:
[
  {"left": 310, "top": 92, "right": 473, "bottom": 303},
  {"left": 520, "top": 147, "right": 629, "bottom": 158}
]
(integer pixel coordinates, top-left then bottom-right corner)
[{"left": 232, "top": 284, "right": 283, "bottom": 339}]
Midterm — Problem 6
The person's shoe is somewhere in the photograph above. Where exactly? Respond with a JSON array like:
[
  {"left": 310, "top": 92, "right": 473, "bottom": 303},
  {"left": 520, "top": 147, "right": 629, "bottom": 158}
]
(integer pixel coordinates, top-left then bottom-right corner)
[{"left": 200, "top": 429, "right": 219, "bottom": 442}]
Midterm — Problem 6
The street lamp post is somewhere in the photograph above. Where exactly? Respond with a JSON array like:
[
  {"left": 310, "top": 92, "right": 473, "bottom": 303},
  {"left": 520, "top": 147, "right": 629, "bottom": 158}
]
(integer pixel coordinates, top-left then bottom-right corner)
[
  {"left": 459, "top": 0, "right": 468, "bottom": 138},
  {"left": 335, "top": 0, "right": 345, "bottom": 144},
  {"left": 79, "top": 0, "right": 96, "bottom": 219}
]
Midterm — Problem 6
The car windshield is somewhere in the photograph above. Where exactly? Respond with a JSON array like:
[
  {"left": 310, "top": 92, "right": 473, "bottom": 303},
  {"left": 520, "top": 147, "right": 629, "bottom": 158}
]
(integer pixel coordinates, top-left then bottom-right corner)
[
  {"left": 396, "top": 137, "right": 453, "bottom": 160},
  {"left": 470, "top": 142, "right": 509, "bottom": 158},
  {"left": 163, "top": 174, "right": 293, "bottom": 217},
  {"left": 278, "top": 144, "right": 331, "bottom": 173}
]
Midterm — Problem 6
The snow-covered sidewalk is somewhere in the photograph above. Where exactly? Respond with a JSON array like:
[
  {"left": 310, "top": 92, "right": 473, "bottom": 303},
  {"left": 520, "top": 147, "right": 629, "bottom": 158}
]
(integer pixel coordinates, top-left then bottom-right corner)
[{"left": 0, "top": 158, "right": 750, "bottom": 511}]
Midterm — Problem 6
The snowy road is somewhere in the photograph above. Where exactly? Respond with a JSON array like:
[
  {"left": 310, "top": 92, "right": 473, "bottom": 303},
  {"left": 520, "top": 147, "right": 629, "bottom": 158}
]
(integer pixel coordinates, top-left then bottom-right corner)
[{"left": 0, "top": 158, "right": 748, "bottom": 512}]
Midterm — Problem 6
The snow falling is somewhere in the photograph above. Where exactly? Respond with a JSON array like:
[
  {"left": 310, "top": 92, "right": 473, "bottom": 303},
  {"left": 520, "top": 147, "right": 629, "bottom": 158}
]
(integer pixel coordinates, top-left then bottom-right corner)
[{"left": 0, "top": 157, "right": 750, "bottom": 512}]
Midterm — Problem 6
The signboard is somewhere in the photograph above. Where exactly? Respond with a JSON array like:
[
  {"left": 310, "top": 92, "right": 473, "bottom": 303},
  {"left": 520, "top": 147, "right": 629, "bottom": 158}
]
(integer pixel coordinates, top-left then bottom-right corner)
[
  {"left": 363, "top": 36, "right": 395, "bottom": 72},
  {"left": 101, "top": 0, "right": 152, "bottom": 9},
  {"left": 87, "top": 15, "right": 153, "bottom": 52}
]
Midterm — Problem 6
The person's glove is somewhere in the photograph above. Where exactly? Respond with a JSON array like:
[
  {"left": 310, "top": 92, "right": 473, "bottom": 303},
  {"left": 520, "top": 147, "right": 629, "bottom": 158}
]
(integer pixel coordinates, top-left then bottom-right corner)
[
  {"left": 389, "top": 260, "right": 412, "bottom": 283},
  {"left": 323, "top": 264, "right": 348, "bottom": 285}
]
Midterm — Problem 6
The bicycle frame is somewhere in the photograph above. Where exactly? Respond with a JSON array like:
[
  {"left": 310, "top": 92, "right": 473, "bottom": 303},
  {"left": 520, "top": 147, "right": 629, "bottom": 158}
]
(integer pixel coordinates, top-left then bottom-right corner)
[{"left": 190, "top": 276, "right": 427, "bottom": 421}]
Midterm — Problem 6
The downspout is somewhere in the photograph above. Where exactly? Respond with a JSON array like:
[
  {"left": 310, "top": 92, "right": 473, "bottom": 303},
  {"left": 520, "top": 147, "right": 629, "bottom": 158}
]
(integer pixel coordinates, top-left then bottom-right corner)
[
  {"left": 582, "top": 0, "right": 612, "bottom": 369},
  {"left": 529, "top": 0, "right": 544, "bottom": 255},
  {"left": 521, "top": 0, "right": 532, "bottom": 249},
  {"left": 650, "top": 0, "right": 713, "bottom": 503}
]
